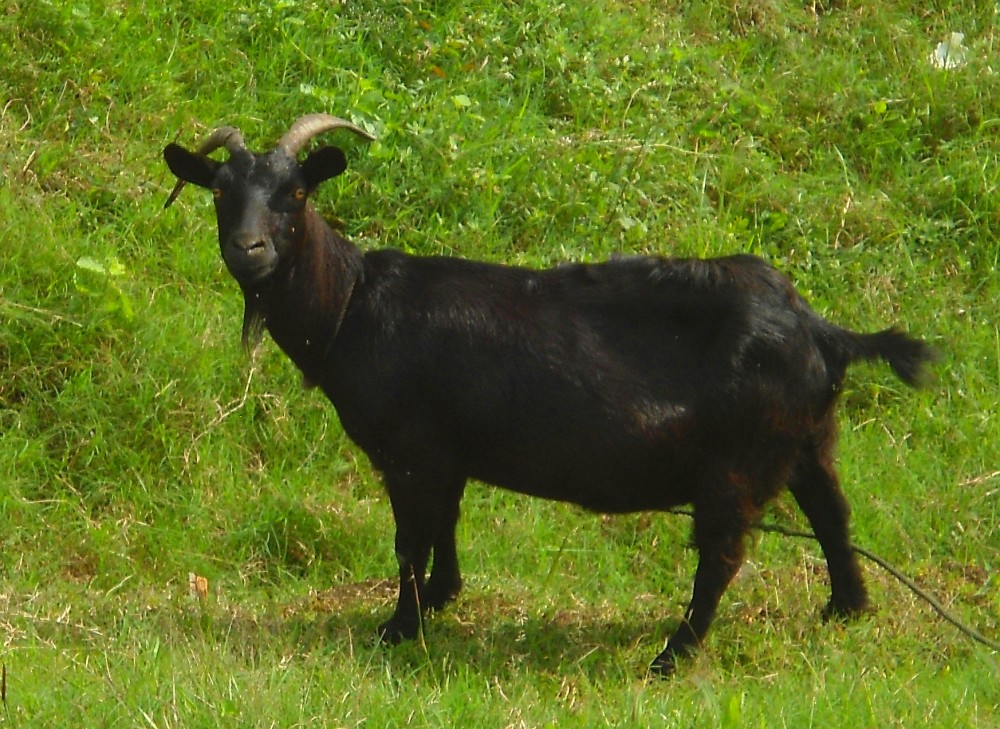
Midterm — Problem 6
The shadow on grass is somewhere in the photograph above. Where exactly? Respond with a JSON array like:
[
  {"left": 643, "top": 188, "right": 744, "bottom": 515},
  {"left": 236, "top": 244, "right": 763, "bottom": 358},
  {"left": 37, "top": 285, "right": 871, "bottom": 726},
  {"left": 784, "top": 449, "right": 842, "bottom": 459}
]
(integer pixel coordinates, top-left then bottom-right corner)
[
  {"left": 9, "top": 576, "right": 675, "bottom": 680},
  {"left": 270, "top": 578, "right": 675, "bottom": 679}
]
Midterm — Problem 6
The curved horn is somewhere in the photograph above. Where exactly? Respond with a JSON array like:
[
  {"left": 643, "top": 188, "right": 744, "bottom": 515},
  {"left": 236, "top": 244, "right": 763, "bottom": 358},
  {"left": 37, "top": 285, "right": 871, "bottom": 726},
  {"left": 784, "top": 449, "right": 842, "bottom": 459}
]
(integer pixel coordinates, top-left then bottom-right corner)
[
  {"left": 194, "top": 125, "right": 247, "bottom": 156},
  {"left": 164, "top": 126, "right": 247, "bottom": 208},
  {"left": 277, "top": 113, "right": 375, "bottom": 157}
]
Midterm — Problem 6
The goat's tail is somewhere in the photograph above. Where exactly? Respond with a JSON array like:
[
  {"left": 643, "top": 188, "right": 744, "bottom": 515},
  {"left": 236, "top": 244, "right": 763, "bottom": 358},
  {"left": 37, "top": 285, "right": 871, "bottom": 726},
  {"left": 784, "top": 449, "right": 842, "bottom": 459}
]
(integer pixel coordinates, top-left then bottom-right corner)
[{"left": 818, "top": 323, "right": 937, "bottom": 387}]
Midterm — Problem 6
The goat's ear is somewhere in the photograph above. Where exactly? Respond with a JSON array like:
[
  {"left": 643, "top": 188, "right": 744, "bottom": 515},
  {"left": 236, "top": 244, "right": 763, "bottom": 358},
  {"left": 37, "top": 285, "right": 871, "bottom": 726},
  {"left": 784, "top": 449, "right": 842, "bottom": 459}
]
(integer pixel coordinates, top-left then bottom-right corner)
[
  {"left": 163, "top": 144, "right": 219, "bottom": 189},
  {"left": 301, "top": 146, "right": 348, "bottom": 190}
]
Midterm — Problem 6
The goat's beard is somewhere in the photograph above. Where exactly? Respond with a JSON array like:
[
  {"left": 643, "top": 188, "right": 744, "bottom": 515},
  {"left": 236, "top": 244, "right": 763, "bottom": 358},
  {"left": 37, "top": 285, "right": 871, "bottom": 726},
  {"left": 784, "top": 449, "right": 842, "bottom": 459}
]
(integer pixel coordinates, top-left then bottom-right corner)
[{"left": 240, "top": 291, "right": 266, "bottom": 353}]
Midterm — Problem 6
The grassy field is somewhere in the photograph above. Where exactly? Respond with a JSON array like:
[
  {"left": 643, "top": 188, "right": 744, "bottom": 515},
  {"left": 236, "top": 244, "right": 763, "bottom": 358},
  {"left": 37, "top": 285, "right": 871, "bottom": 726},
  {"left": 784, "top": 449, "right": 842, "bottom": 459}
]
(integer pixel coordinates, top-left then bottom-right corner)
[{"left": 2, "top": 0, "right": 998, "bottom": 725}]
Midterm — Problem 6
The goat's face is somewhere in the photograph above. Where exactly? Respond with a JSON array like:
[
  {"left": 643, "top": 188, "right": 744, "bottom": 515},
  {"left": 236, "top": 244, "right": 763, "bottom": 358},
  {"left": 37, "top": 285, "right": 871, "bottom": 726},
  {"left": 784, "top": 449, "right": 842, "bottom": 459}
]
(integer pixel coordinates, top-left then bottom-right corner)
[{"left": 164, "top": 143, "right": 348, "bottom": 287}]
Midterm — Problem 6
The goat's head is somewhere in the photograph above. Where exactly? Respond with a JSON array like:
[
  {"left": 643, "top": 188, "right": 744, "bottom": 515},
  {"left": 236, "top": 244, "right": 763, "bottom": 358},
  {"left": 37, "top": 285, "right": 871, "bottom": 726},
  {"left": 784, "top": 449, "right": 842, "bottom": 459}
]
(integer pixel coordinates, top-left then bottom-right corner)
[{"left": 163, "top": 114, "right": 374, "bottom": 287}]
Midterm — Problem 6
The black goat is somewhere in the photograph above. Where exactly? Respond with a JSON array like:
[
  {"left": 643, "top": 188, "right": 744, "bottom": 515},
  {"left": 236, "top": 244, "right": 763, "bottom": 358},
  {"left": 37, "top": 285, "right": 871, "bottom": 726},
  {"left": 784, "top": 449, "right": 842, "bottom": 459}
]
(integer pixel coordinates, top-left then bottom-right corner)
[{"left": 163, "top": 114, "right": 934, "bottom": 675}]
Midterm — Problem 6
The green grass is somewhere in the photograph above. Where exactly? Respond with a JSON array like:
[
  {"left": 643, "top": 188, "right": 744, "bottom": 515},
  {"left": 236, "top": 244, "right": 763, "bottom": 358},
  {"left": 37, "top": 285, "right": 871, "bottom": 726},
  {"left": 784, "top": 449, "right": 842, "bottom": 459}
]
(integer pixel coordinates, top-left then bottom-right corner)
[{"left": 2, "top": 0, "right": 999, "bottom": 725}]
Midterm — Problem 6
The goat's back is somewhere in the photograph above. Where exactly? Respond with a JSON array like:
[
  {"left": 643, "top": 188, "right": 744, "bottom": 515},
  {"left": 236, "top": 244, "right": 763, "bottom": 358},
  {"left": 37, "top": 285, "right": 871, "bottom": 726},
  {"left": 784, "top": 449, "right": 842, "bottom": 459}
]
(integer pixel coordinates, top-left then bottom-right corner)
[{"left": 317, "top": 252, "right": 860, "bottom": 510}]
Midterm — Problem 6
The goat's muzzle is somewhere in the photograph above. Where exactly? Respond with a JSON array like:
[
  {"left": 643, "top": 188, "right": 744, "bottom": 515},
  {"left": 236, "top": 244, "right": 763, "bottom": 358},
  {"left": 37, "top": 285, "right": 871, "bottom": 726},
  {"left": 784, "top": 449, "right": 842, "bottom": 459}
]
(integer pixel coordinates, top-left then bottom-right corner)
[{"left": 222, "top": 233, "right": 279, "bottom": 284}]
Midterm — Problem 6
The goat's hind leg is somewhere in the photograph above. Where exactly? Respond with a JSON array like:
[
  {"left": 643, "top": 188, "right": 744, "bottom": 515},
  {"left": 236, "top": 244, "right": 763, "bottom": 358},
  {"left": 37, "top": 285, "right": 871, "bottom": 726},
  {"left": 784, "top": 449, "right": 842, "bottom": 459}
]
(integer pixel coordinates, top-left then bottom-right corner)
[
  {"left": 650, "top": 484, "right": 754, "bottom": 676},
  {"left": 787, "top": 438, "right": 869, "bottom": 619}
]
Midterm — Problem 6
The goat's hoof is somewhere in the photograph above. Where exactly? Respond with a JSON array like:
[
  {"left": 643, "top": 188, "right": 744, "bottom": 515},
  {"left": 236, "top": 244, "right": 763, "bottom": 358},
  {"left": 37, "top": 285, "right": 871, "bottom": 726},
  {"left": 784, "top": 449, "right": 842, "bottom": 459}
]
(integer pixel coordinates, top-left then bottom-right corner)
[
  {"left": 821, "top": 596, "right": 871, "bottom": 623},
  {"left": 647, "top": 650, "right": 679, "bottom": 679},
  {"left": 377, "top": 617, "right": 419, "bottom": 645},
  {"left": 422, "top": 578, "right": 462, "bottom": 612}
]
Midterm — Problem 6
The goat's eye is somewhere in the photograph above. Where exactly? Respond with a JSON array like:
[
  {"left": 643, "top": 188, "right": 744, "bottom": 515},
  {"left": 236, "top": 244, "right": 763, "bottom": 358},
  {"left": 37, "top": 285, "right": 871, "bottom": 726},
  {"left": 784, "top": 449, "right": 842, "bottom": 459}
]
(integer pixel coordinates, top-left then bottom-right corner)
[
  {"left": 293, "top": 187, "right": 307, "bottom": 202},
  {"left": 212, "top": 188, "right": 223, "bottom": 201}
]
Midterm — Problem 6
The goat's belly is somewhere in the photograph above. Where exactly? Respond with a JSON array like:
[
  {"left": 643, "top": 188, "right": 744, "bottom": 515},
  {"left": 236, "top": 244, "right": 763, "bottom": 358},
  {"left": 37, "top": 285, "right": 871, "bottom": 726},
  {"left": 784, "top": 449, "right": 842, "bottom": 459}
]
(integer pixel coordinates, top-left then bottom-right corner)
[{"left": 467, "top": 445, "right": 695, "bottom": 514}]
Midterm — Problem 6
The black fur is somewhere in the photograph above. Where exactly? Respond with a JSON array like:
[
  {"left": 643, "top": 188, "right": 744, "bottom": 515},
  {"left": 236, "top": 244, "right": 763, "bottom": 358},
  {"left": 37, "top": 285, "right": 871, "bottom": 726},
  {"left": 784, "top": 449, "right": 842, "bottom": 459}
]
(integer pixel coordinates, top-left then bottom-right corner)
[{"left": 164, "top": 134, "right": 935, "bottom": 676}]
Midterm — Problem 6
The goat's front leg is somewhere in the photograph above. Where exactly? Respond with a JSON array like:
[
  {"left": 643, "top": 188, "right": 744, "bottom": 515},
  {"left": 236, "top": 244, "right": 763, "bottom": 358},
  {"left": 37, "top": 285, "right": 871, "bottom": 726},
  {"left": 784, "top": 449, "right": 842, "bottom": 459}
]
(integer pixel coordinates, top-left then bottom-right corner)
[
  {"left": 378, "top": 470, "right": 465, "bottom": 643},
  {"left": 378, "top": 474, "right": 434, "bottom": 643},
  {"left": 422, "top": 479, "right": 466, "bottom": 612}
]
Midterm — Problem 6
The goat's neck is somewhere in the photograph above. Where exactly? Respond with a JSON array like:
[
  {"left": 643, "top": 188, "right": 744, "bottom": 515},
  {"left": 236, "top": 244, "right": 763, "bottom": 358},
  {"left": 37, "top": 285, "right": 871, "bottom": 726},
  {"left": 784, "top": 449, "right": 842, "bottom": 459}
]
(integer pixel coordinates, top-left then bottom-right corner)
[{"left": 255, "top": 207, "right": 364, "bottom": 382}]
